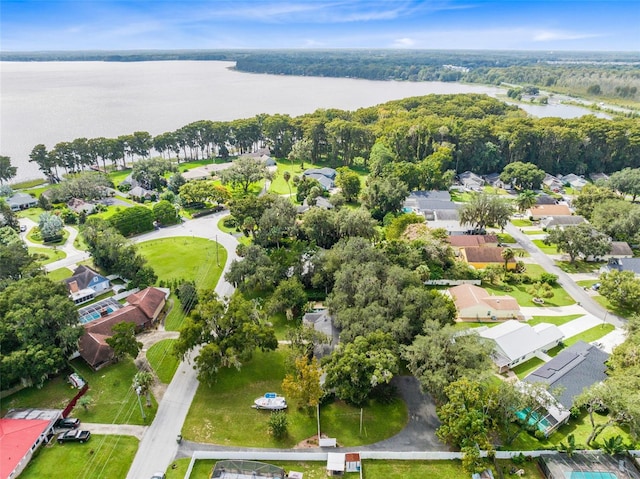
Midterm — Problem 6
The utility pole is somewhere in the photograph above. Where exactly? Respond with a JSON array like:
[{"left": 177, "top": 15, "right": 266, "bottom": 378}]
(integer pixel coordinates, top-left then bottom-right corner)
[{"left": 135, "top": 386, "right": 146, "bottom": 420}]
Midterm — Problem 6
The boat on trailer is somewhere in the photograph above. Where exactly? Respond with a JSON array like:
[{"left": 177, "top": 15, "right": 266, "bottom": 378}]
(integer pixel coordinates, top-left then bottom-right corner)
[{"left": 253, "top": 392, "right": 287, "bottom": 410}]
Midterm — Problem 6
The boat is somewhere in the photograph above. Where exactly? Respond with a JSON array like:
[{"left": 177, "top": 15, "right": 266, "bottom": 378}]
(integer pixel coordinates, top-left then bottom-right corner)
[{"left": 253, "top": 393, "right": 287, "bottom": 410}]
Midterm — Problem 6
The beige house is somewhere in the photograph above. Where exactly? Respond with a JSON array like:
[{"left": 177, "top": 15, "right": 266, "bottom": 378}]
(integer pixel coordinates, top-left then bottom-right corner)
[
  {"left": 448, "top": 284, "right": 522, "bottom": 321},
  {"left": 528, "top": 204, "right": 572, "bottom": 220}
]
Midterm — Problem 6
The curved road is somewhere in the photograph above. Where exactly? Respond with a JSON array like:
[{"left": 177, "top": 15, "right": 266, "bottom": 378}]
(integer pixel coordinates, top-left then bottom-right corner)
[
  {"left": 505, "top": 223, "right": 625, "bottom": 328},
  {"left": 125, "top": 212, "right": 239, "bottom": 479}
]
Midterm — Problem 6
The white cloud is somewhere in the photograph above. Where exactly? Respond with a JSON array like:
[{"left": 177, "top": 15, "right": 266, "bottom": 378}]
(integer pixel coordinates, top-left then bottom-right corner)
[
  {"left": 533, "top": 30, "right": 602, "bottom": 42},
  {"left": 393, "top": 37, "right": 415, "bottom": 47}
]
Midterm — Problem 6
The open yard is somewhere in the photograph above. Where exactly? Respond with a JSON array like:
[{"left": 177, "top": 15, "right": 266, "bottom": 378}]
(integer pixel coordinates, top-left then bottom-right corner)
[
  {"left": 532, "top": 239, "right": 557, "bottom": 254},
  {"left": 146, "top": 339, "right": 180, "bottom": 383},
  {"left": 182, "top": 348, "right": 407, "bottom": 448},
  {"left": 556, "top": 260, "right": 604, "bottom": 274},
  {"left": 527, "top": 314, "right": 584, "bottom": 327},
  {"left": 28, "top": 246, "right": 67, "bottom": 265},
  {"left": 20, "top": 435, "right": 138, "bottom": 479},
  {"left": 47, "top": 267, "right": 74, "bottom": 282},
  {"left": 70, "top": 358, "right": 158, "bottom": 425},
  {"left": 137, "top": 237, "right": 227, "bottom": 290},
  {"left": 593, "top": 295, "right": 638, "bottom": 319},
  {"left": 512, "top": 357, "right": 545, "bottom": 380},
  {"left": 484, "top": 281, "right": 575, "bottom": 308},
  {"left": 1, "top": 373, "right": 77, "bottom": 417}
]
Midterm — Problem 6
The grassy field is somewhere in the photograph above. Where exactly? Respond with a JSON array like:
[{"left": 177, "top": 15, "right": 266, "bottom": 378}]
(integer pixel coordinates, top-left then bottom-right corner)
[
  {"left": 576, "top": 279, "right": 599, "bottom": 288},
  {"left": 137, "top": 237, "right": 227, "bottom": 290},
  {"left": 146, "top": 339, "right": 180, "bottom": 383},
  {"left": 70, "top": 358, "right": 158, "bottom": 425},
  {"left": 556, "top": 260, "right": 604, "bottom": 274},
  {"left": 512, "top": 357, "right": 545, "bottom": 380},
  {"left": 527, "top": 314, "right": 584, "bottom": 326},
  {"left": 524, "top": 229, "right": 546, "bottom": 236},
  {"left": 163, "top": 297, "right": 187, "bottom": 331},
  {"left": 27, "top": 227, "right": 70, "bottom": 245},
  {"left": 593, "top": 295, "right": 637, "bottom": 319},
  {"left": 1, "top": 374, "right": 77, "bottom": 417},
  {"left": 20, "top": 435, "right": 138, "bottom": 479},
  {"left": 484, "top": 281, "right": 574, "bottom": 308},
  {"left": 532, "top": 239, "right": 557, "bottom": 254},
  {"left": 183, "top": 348, "right": 407, "bottom": 448},
  {"left": 108, "top": 168, "right": 133, "bottom": 187},
  {"left": 70, "top": 225, "right": 89, "bottom": 251},
  {"left": 28, "top": 246, "right": 67, "bottom": 265},
  {"left": 564, "top": 324, "right": 615, "bottom": 347},
  {"left": 511, "top": 219, "right": 533, "bottom": 227},
  {"left": 47, "top": 267, "right": 74, "bottom": 282},
  {"left": 17, "top": 207, "right": 46, "bottom": 222}
]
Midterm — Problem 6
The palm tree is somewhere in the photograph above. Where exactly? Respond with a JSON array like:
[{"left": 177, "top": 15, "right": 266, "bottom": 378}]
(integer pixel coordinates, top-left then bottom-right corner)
[
  {"left": 501, "top": 247, "right": 515, "bottom": 272},
  {"left": 133, "top": 371, "right": 155, "bottom": 407},
  {"left": 516, "top": 190, "right": 538, "bottom": 214}
]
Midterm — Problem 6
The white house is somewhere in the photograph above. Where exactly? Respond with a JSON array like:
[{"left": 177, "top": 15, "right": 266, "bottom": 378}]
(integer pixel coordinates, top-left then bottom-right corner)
[{"left": 478, "top": 320, "right": 564, "bottom": 373}]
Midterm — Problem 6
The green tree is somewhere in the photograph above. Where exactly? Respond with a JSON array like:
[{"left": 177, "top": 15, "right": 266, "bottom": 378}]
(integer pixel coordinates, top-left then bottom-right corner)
[
  {"left": 544, "top": 224, "right": 612, "bottom": 263},
  {"left": 0, "top": 199, "right": 19, "bottom": 230},
  {"left": 132, "top": 157, "right": 175, "bottom": 190},
  {"left": 403, "top": 320, "right": 493, "bottom": 403},
  {"left": 167, "top": 172, "right": 187, "bottom": 194},
  {"left": 177, "top": 281, "right": 198, "bottom": 313},
  {"left": 220, "top": 156, "right": 268, "bottom": 193},
  {"left": 254, "top": 196, "right": 297, "bottom": 248},
  {"left": 38, "top": 212, "right": 64, "bottom": 242},
  {"left": 0, "top": 226, "right": 39, "bottom": 284},
  {"left": 174, "top": 291, "right": 278, "bottom": 385},
  {"left": 599, "top": 270, "right": 640, "bottom": 312},
  {"left": 459, "top": 194, "right": 513, "bottom": 231},
  {"left": 282, "top": 356, "right": 323, "bottom": 411},
  {"left": 323, "top": 331, "right": 399, "bottom": 406},
  {"left": 179, "top": 180, "right": 230, "bottom": 207},
  {"left": 267, "top": 277, "right": 308, "bottom": 321},
  {"left": 133, "top": 370, "right": 155, "bottom": 407},
  {"left": 335, "top": 167, "right": 361, "bottom": 202},
  {"left": 0, "top": 156, "right": 17, "bottom": 184},
  {"left": 282, "top": 170, "right": 292, "bottom": 196},
  {"left": 609, "top": 167, "right": 640, "bottom": 202},
  {"left": 501, "top": 247, "right": 515, "bottom": 272},
  {"left": 109, "top": 206, "right": 154, "bottom": 236},
  {"left": 500, "top": 161, "right": 545, "bottom": 190},
  {"left": 152, "top": 200, "right": 180, "bottom": 226},
  {"left": 0, "top": 276, "right": 82, "bottom": 388},
  {"left": 361, "top": 176, "right": 409, "bottom": 221},
  {"left": 591, "top": 199, "right": 640, "bottom": 243},
  {"left": 369, "top": 142, "right": 395, "bottom": 177},
  {"left": 106, "top": 322, "right": 143, "bottom": 361},
  {"left": 572, "top": 184, "right": 618, "bottom": 219},
  {"left": 288, "top": 138, "right": 313, "bottom": 166}
]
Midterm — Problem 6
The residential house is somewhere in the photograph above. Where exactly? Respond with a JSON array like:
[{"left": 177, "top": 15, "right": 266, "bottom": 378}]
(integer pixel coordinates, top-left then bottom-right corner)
[
  {"left": 302, "top": 309, "right": 339, "bottom": 359},
  {"left": 601, "top": 257, "right": 640, "bottom": 277},
  {"left": 605, "top": 241, "right": 633, "bottom": 259},
  {"left": 539, "top": 453, "right": 640, "bottom": 479},
  {"left": 484, "top": 172, "right": 510, "bottom": 190},
  {"left": 128, "top": 185, "right": 155, "bottom": 201},
  {"left": 478, "top": 320, "right": 564, "bottom": 373},
  {"left": 561, "top": 173, "right": 588, "bottom": 191},
  {"left": 460, "top": 246, "right": 517, "bottom": 270},
  {"left": 448, "top": 284, "right": 522, "bottom": 321},
  {"left": 542, "top": 174, "right": 564, "bottom": 193},
  {"left": 528, "top": 204, "right": 572, "bottom": 220},
  {"left": 524, "top": 341, "right": 610, "bottom": 409},
  {"left": 447, "top": 234, "right": 498, "bottom": 250},
  {"left": 303, "top": 168, "right": 337, "bottom": 191},
  {"left": 63, "top": 265, "right": 111, "bottom": 305},
  {"left": 403, "top": 190, "right": 465, "bottom": 233},
  {"left": 589, "top": 172, "right": 610, "bottom": 184},
  {"left": 67, "top": 198, "right": 95, "bottom": 215},
  {"left": 7, "top": 193, "right": 37, "bottom": 211},
  {"left": 296, "top": 196, "right": 334, "bottom": 214},
  {"left": 458, "top": 171, "right": 484, "bottom": 191},
  {"left": 535, "top": 193, "right": 558, "bottom": 206},
  {"left": 240, "top": 148, "right": 277, "bottom": 167},
  {"left": 540, "top": 215, "right": 586, "bottom": 230},
  {"left": 78, "top": 287, "right": 168, "bottom": 369},
  {"left": 1, "top": 409, "right": 61, "bottom": 479}
]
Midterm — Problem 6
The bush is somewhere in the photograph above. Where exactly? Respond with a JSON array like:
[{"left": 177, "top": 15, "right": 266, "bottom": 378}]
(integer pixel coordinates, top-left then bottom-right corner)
[
  {"left": 267, "top": 411, "right": 288, "bottom": 439},
  {"left": 540, "top": 272, "right": 559, "bottom": 285},
  {"left": 223, "top": 216, "right": 237, "bottom": 228},
  {"left": 109, "top": 206, "right": 154, "bottom": 236}
]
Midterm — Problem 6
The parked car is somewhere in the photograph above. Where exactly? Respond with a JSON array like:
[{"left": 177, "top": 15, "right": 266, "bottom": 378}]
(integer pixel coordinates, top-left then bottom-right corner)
[
  {"left": 151, "top": 473, "right": 166, "bottom": 479},
  {"left": 591, "top": 283, "right": 601, "bottom": 291},
  {"left": 57, "top": 429, "right": 91, "bottom": 444},
  {"left": 20, "top": 224, "right": 27, "bottom": 232},
  {"left": 54, "top": 417, "right": 80, "bottom": 429}
]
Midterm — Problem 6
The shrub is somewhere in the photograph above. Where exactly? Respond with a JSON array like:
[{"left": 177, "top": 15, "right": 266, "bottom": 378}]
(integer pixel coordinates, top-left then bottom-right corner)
[
  {"left": 540, "top": 272, "right": 559, "bottom": 285},
  {"left": 267, "top": 411, "right": 288, "bottom": 439}
]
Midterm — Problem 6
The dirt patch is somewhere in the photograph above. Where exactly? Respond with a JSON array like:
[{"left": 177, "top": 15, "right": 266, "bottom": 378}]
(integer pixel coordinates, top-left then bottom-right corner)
[{"left": 293, "top": 434, "right": 339, "bottom": 449}]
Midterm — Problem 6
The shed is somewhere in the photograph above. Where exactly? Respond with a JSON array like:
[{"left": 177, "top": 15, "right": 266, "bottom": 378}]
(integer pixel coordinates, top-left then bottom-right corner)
[
  {"left": 326, "top": 453, "right": 346, "bottom": 476},
  {"left": 345, "top": 453, "right": 361, "bottom": 473}
]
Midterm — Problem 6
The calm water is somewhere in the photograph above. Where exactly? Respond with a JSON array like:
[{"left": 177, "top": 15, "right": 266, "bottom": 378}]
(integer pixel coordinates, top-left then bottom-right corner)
[{"left": 0, "top": 61, "right": 605, "bottom": 181}]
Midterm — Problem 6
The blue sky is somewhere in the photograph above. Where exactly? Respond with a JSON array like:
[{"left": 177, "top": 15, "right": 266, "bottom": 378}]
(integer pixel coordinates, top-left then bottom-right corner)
[{"left": 1, "top": 0, "right": 638, "bottom": 51}]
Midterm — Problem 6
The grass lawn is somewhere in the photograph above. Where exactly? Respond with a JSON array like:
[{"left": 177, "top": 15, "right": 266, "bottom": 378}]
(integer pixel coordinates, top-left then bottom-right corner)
[
  {"left": 510, "top": 410, "right": 637, "bottom": 451},
  {"left": 108, "top": 168, "right": 133, "bottom": 187},
  {"left": 527, "top": 314, "right": 583, "bottom": 327},
  {"left": 524, "top": 229, "right": 546, "bottom": 236},
  {"left": 70, "top": 358, "right": 158, "bottom": 425},
  {"left": 576, "top": 279, "right": 599, "bottom": 288},
  {"left": 511, "top": 219, "right": 533, "bottom": 227},
  {"left": 164, "top": 297, "right": 188, "bottom": 331},
  {"left": 146, "top": 339, "right": 180, "bottom": 384},
  {"left": 137, "top": 237, "right": 227, "bottom": 290},
  {"left": 556, "top": 260, "right": 604, "bottom": 274},
  {"left": 183, "top": 348, "right": 407, "bottom": 448},
  {"left": 512, "top": 357, "right": 545, "bottom": 380},
  {"left": 28, "top": 246, "right": 67, "bottom": 265},
  {"left": 593, "top": 295, "right": 637, "bottom": 319},
  {"left": 13, "top": 179, "right": 48, "bottom": 189},
  {"left": 1, "top": 373, "right": 77, "bottom": 416},
  {"left": 450, "top": 190, "right": 474, "bottom": 203},
  {"left": 532, "top": 239, "right": 557, "bottom": 254},
  {"left": 497, "top": 233, "right": 517, "bottom": 244},
  {"left": 564, "top": 323, "right": 615, "bottom": 347},
  {"left": 20, "top": 435, "right": 138, "bottom": 479},
  {"left": 70, "top": 225, "right": 89, "bottom": 251},
  {"left": 17, "top": 207, "right": 46, "bottom": 222},
  {"left": 27, "top": 227, "right": 70, "bottom": 246},
  {"left": 484, "top": 281, "right": 574, "bottom": 307},
  {"left": 47, "top": 267, "right": 74, "bottom": 282}
]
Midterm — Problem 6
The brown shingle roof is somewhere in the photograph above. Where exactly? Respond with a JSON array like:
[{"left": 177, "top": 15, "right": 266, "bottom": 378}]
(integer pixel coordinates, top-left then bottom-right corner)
[
  {"left": 448, "top": 235, "right": 498, "bottom": 247},
  {"left": 529, "top": 204, "right": 572, "bottom": 217},
  {"left": 449, "top": 284, "right": 519, "bottom": 311},
  {"left": 126, "top": 287, "right": 166, "bottom": 319},
  {"left": 462, "top": 247, "right": 516, "bottom": 264}
]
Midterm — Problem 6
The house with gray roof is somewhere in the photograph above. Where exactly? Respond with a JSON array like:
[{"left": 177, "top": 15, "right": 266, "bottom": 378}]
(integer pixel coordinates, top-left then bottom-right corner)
[
  {"left": 7, "top": 192, "right": 37, "bottom": 211},
  {"left": 302, "top": 309, "right": 339, "bottom": 359},
  {"left": 540, "top": 215, "right": 586, "bottom": 230},
  {"left": 524, "top": 341, "right": 610, "bottom": 409},
  {"left": 535, "top": 193, "right": 558, "bottom": 206},
  {"left": 601, "top": 257, "right": 640, "bottom": 277},
  {"left": 606, "top": 241, "right": 633, "bottom": 258},
  {"left": 458, "top": 171, "right": 484, "bottom": 191},
  {"left": 478, "top": 320, "right": 564, "bottom": 373},
  {"left": 561, "top": 173, "right": 588, "bottom": 191},
  {"left": 543, "top": 174, "right": 564, "bottom": 193},
  {"left": 63, "top": 265, "right": 111, "bottom": 305},
  {"left": 303, "top": 168, "right": 337, "bottom": 191}
]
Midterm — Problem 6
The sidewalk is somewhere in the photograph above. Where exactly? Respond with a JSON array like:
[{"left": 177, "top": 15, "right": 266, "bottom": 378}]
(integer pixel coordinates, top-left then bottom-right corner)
[{"left": 82, "top": 423, "right": 147, "bottom": 440}]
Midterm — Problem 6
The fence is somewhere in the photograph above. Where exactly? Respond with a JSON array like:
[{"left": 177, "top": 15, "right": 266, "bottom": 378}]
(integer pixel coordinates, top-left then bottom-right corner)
[{"left": 62, "top": 383, "right": 89, "bottom": 418}]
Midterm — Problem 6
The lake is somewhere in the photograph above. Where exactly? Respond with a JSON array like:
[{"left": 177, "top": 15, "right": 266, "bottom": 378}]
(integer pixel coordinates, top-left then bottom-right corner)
[{"left": 0, "top": 61, "right": 607, "bottom": 182}]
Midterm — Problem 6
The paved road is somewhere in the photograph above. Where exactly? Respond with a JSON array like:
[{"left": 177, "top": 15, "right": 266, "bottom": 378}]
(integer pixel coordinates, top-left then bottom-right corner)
[
  {"left": 125, "top": 212, "right": 239, "bottom": 479},
  {"left": 504, "top": 223, "right": 625, "bottom": 328}
]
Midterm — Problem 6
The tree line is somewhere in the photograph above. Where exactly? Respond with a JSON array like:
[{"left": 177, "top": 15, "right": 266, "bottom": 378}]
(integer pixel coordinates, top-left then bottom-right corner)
[{"left": 22, "top": 94, "right": 640, "bottom": 187}]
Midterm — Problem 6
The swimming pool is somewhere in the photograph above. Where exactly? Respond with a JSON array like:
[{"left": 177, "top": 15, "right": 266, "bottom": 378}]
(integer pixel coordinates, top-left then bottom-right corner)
[
  {"left": 515, "top": 408, "right": 551, "bottom": 433},
  {"left": 78, "top": 305, "right": 116, "bottom": 324},
  {"left": 567, "top": 472, "right": 618, "bottom": 479}
]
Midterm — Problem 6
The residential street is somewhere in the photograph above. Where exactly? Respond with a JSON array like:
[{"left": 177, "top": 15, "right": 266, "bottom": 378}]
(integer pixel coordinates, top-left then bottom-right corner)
[
  {"left": 125, "top": 211, "right": 239, "bottom": 479},
  {"left": 504, "top": 223, "right": 625, "bottom": 328}
]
